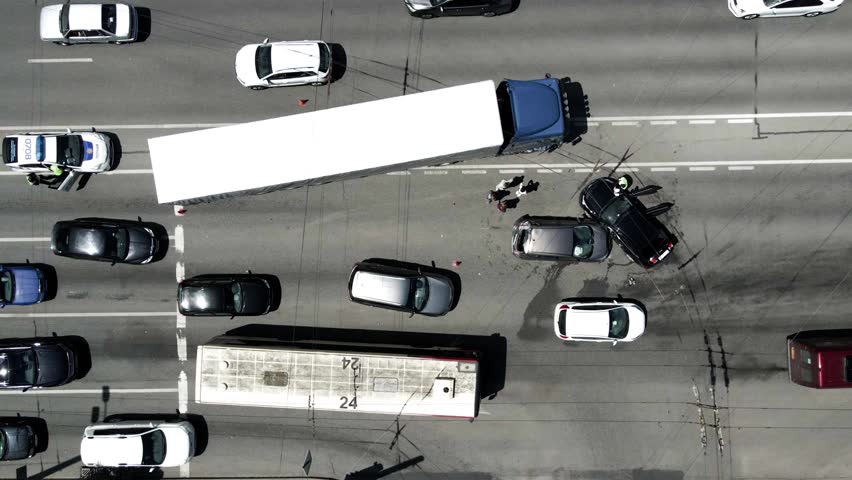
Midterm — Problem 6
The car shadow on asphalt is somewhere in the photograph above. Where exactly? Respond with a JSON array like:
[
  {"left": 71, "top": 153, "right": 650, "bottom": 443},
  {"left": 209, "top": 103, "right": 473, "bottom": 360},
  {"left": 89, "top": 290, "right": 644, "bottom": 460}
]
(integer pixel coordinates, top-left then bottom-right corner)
[
  {"left": 135, "top": 7, "right": 152, "bottom": 43},
  {"left": 329, "top": 43, "right": 347, "bottom": 83}
]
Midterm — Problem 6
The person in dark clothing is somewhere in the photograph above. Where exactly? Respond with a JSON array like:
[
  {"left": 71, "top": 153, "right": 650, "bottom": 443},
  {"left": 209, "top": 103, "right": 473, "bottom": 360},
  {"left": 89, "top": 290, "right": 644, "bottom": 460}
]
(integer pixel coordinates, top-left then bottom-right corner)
[
  {"left": 516, "top": 180, "right": 540, "bottom": 197},
  {"left": 487, "top": 189, "right": 510, "bottom": 203}
]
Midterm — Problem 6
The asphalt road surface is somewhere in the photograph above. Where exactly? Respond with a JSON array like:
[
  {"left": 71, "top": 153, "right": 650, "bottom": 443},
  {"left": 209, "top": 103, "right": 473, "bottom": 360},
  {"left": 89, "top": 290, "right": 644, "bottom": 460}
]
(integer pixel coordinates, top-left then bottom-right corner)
[{"left": 3, "top": 0, "right": 852, "bottom": 479}]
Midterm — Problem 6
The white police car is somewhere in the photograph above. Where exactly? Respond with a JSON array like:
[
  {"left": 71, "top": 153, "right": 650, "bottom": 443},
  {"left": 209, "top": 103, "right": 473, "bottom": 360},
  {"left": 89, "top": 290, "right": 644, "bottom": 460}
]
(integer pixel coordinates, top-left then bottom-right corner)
[
  {"left": 40, "top": 3, "right": 137, "bottom": 45},
  {"left": 2, "top": 130, "right": 114, "bottom": 174}
]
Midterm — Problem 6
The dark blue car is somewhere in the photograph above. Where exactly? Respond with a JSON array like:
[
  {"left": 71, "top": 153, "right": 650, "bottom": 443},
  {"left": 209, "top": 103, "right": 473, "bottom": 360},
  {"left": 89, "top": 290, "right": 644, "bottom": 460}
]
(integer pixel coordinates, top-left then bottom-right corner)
[{"left": 0, "top": 264, "right": 47, "bottom": 307}]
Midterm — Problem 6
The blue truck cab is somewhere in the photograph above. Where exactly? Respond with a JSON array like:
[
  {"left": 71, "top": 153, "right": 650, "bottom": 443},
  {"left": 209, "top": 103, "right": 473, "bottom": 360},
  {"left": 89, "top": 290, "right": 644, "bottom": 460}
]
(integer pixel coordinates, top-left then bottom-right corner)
[{"left": 496, "top": 76, "right": 588, "bottom": 155}]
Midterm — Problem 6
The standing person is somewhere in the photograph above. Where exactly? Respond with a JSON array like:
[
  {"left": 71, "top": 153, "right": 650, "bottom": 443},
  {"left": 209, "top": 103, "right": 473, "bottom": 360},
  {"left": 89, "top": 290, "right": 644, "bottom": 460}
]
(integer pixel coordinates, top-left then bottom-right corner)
[
  {"left": 613, "top": 174, "right": 633, "bottom": 196},
  {"left": 516, "top": 180, "right": 539, "bottom": 197},
  {"left": 49, "top": 164, "right": 65, "bottom": 177},
  {"left": 25, "top": 173, "right": 40, "bottom": 186},
  {"left": 487, "top": 189, "right": 509, "bottom": 204}
]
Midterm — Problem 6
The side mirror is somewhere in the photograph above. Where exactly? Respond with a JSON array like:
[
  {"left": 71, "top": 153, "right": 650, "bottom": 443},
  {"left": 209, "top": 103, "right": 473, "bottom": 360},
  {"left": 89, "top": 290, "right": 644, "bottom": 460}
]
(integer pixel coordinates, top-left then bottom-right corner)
[
  {"left": 230, "top": 315, "right": 235, "bottom": 320},
  {"left": 408, "top": 312, "right": 415, "bottom": 319},
  {"left": 0, "top": 304, "right": 5, "bottom": 309},
  {"left": 137, "top": 216, "right": 142, "bottom": 222},
  {"left": 246, "top": 269, "right": 253, "bottom": 274},
  {"left": 110, "top": 261, "right": 116, "bottom": 267},
  {"left": 22, "top": 387, "right": 29, "bottom": 393},
  {"left": 263, "top": 37, "right": 269, "bottom": 44},
  {"left": 52, "top": 332, "right": 57, "bottom": 337},
  {"left": 616, "top": 294, "right": 623, "bottom": 300},
  {"left": 149, "top": 468, "right": 155, "bottom": 473},
  {"left": 91, "top": 127, "right": 96, "bottom": 132},
  {"left": 431, "top": 260, "right": 436, "bottom": 268},
  {"left": 66, "top": 127, "right": 72, "bottom": 134},
  {"left": 545, "top": 72, "right": 552, "bottom": 79},
  {"left": 611, "top": 340, "right": 618, "bottom": 346},
  {"left": 17, "top": 412, "right": 21, "bottom": 417},
  {"left": 25, "top": 259, "right": 30, "bottom": 264}
]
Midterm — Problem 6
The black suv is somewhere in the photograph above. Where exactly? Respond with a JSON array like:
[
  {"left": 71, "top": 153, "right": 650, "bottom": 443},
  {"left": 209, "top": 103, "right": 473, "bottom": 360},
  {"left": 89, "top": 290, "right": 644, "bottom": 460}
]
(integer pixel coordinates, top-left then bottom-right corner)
[{"left": 580, "top": 177, "right": 677, "bottom": 268}]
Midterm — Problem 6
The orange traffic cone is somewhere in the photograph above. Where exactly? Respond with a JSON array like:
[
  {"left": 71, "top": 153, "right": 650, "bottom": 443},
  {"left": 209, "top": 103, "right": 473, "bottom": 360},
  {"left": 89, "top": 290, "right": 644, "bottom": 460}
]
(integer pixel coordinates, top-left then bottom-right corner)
[{"left": 297, "top": 99, "right": 309, "bottom": 106}]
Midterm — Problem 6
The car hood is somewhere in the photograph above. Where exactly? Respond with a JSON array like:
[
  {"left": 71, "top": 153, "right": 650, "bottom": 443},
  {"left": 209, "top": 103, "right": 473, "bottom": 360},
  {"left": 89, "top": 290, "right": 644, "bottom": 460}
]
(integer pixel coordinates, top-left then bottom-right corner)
[
  {"left": 420, "top": 276, "right": 454, "bottom": 315},
  {"left": 161, "top": 425, "right": 194, "bottom": 467},
  {"left": 76, "top": 132, "right": 111, "bottom": 172},
  {"left": 235, "top": 44, "right": 261, "bottom": 85},
  {"left": 239, "top": 280, "right": 271, "bottom": 315},
  {"left": 34, "top": 345, "right": 72, "bottom": 386},
  {"left": 623, "top": 305, "right": 647, "bottom": 341},
  {"left": 39, "top": 5, "right": 63, "bottom": 40},
  {"left": 1, "top": 425, "right": 33, "bottom": 461},
  {"left": 124, "top": 227, "right": 156, "bottom": 263},
  {"left": 588, "top": 225, "right": 611, "bottom": 261},
  {"left": 8, "top": 266, "right": 43, "bottom": 305}
]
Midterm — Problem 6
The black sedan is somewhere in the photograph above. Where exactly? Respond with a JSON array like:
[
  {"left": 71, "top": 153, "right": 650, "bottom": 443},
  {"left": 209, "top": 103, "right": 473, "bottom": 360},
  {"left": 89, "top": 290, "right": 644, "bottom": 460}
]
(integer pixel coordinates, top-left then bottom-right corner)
[
  {"left": 0, "top": 416, "right": 47, "bottom": 461},
  {"left": 403, "top": 0, "right": 514, "bottom": 18},
  {"left": 178, "top": 273, "right": 273, "bottom": 317},
  {"left": 0, "top": 337, "right": 80, "bottom": 390},
  {"left": 580, "top": 177, "right": 677, "bottom": 268},
  {"left": 51, "top": 217, "right": 163, "bottom": 265}
]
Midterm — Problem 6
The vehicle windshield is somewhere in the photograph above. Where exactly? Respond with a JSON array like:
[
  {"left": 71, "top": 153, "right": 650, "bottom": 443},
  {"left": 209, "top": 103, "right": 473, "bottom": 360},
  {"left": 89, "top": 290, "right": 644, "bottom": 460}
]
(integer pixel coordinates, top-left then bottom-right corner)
[
  {"left": 608, "top": 308, "right": 629, "bottom": 339},
  {"left": 557, "top": 309, "right": 567, "bottom": 335},
  {"left": 572, "top": 226, "right": 594, "bottom": 259},
  {"left": 55, "top": 135, "right": 83, "bottom": 166},
  {"left": 232, "top": 282, "right": 243, "bottom": 313},
  {"left": 0, "top": 349, "right": 37, "bottom": 386},
  {"left": 600, "top": 196, "right": 633, "bottom": 225},
  {"left": 59, "top": 4, "right": 70, "bottom": 35},
  {"left": 409, "top": 277, "right": 429, "bottom": 311},
  {"left": 140, "top": 430, "right": 167, "bottom": 465},
  {"left": 318, "top": 43, "right": 331, "bottom": 73},
  {"left": 108, "top": 228, "right": 129, "bottom": 260},
  {"left": 0, "top": 429, "right": 6, "bottom": 459},
  {"left": 255, "top": 45, "right": 273, "bottom": 79},
  {"left": 0, "top": 271, "right": 13, "bottom": 303},
  {"left": 101, "top": 4, "right": 117, "bottom": 33}
]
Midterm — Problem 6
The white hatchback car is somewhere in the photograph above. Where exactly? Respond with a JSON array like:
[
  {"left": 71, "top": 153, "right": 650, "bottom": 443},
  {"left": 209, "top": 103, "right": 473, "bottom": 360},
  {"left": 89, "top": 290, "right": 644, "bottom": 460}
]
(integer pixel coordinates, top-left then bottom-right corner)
[
  {"left": 80, "top": 419, "right": 195, "bottom": 468},
  {"left": 40, "top": 3, "right": 138, "bottom": 45},
  {"left": 553, "top": 299, "right": 646, "bottom": 344},
  {"left": 3, "top": 130, "right": 114, "bottom": 174},
  {"left": 728, "top": 0, "right": 843, "bottom": 19},
  {"left": 235, "top": 39, "right": 332, "bottom": 90}
]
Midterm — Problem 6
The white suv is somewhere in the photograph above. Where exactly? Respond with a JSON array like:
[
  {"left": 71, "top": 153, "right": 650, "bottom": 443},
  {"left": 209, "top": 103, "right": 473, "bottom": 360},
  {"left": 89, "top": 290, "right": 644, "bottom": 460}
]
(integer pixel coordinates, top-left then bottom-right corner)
[
  {"left": 235, "top": 39, "right": 332, "bottom": 90},
  {"left": 553, "top": 299, "right": 646, "bottom": 344},
  {"left": 80, "top": 419, "right": 195, "bottom": 468},
  {"left": 40, "top": 3, "right": 138, "bottom": 45}
]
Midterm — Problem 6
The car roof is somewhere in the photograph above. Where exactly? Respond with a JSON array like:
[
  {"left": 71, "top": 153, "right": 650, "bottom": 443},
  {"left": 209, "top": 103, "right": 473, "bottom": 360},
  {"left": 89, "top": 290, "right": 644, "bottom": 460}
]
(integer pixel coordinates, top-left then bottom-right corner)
[
  {"left": 525, "top": 226, "right": 576, "bottom": 256},
  {"left": 180, "top": 283, "right": 227, "bottom": 312},
  {"left": 67, "top": 4, "right": 106, "bottom": 31},
  {"left": 67, "top": 227, "right": 109, "bottom": 256},
  {"left": 81, "top": 436, "right": 143, "bottom": 466},
  {"left": 582, "top": 178, "right": 617, "bottom": 214},
  {"left": 562, "top": 307, "right": 613, "bottom": 337},
  {"left": 350, "top": 270, "right": 411, "bottom": 306},
  {"left": 270, "top": 42, "right": 321, "bottom": 73}
]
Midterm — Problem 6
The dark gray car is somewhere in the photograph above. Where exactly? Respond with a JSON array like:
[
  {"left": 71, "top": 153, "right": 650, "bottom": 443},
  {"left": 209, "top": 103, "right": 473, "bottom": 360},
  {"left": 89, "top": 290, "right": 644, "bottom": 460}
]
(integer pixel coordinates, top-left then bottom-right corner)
[
  {"left": 178, "top": 274, "right": 274, "bottom": 317},
  {"left": 512, "top": 215, "right": 611, "bottom": 262},
  {"left": 0, "top": 417, "right": 47, "bottom": 461},
  {"left": 348, "top": 259, "right": 460, "bottom": 317},
  {"left": 0, "top": 337, "right": 79, "bottom": 390},
  {"left": 51, "top": 217, "right": 162, "bottom": 265}
]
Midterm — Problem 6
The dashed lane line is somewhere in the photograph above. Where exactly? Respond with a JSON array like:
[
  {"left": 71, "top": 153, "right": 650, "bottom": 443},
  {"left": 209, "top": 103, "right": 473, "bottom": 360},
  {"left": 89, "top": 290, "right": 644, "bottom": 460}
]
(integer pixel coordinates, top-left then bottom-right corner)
[
  {"left": 0, "top": 312, "right": 175, "bottom": 318},
  {"left": 0, "top": 388, "right": 178, "bottom": 395},
  {"left": 178, "top": 371, "right": 188, "bottom": 413},
  {"left": 27, "top": 58, "right": 93, "bottom": 63}
]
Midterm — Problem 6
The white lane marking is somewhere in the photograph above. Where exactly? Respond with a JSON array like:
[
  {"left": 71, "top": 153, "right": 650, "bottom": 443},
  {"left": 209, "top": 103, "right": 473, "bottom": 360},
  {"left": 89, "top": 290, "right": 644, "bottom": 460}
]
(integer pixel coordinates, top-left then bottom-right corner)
[
  {"left": 590, "top": 111, "right": 852, "bottom": 122},
  {"left": 499, "top": 169, "right": 524, "bottom": 174},
  {"left": 0, "top": 235, "right": 177, "bottom": 242},
  {"left": 688, "top": 119, "right": 716, "bottom": 125},
  {"left": 0, "top": 312, "right": 175, "bottom": 318},
  {"left": 28, "top": 58, "right": 93, "bottom": 63},
  {"left": 537, "top": 169, "right": 562, "bottom": 173},
  {"left": 175, "top": 261, "right": 185, "bottom": 283},
  {"left": 176, "top": 331, "right": 187, "bottom": 362},
  {"left": 614, "top": 167, "right": 639, "bottom": 172},
  {"left": 650, "top": 120, "right": 677, "bottom": 126},
  {"left": 423, "top": 170, "right": 447, "bottom": 175},
  {"left": 611, "top": 121, "right": 639, "bottom": 126},
  {"left": 728, "top": 119, "right": 755, "bottom": 124},
  {"left": 386, "top": 171, "right": 410, "bottom": 176},
  {"left": 651, "top": 167, "right": 677, "bottom": 172},
  {"left": 180, "top": 463, "right": 190, "bottom": 478},
  {"left": 0, "top": 237, "right": 50, "bottom": 242},
  {"left": 690, "top": 166, "right": 717, "bottom": 171},
  {"left": 0, "top": 110, "right": 849, "bottom": 132},
  {"left": 174, "top": 225, "right": 184, "bottom": 254},
  {"left": 0, "top": 388, "right": 178, "bottom": 395},
  {"left": 575, "top": 168, "right": 593, "bottom": 172},
  {"left": 462, "top": 170, "right": 486, "bottom": 174},
  {"left": 178, "top": 371, "right": 188, "bottom": 413},
  {"left": 0, "top": 123, "right": 231, "bottom": 131},
  {"left": 728, "top": 165, "right": 755, "bottom": 171},
  {"left": 176, "top": 313, "right": 186, "bottom": 329}
]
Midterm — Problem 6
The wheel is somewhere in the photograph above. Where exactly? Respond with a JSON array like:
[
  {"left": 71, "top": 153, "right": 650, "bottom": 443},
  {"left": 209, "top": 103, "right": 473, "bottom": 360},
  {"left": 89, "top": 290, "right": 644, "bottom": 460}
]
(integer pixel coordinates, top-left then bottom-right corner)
[
  {"left": 482, "top": 11, "right": 497, "bottom": 17},
  {"left": 803, "top": 11, "right": 822, "bottom": 17},
  {"left": 741, "top": 14, "right": 759, "bottom": 19},
  {"left": 250, "top": 86, "right": 266, "bottom": 91},
  {"left": 54, "top": 41, "right": 70, "bottom": 46},
  {"left": 420, "top": 13, "right": 434, "bottom": 19}
]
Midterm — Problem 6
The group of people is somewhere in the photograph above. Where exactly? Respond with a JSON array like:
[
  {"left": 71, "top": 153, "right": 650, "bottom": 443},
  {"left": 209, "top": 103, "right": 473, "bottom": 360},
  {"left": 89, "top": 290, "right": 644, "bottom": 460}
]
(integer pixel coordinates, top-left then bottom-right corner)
[
  {"left": 25, "top": 164, "right": 69, "bottom": 188},
  {"left": 487, "top": 175, "right": 540, "bottom": 212}
]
